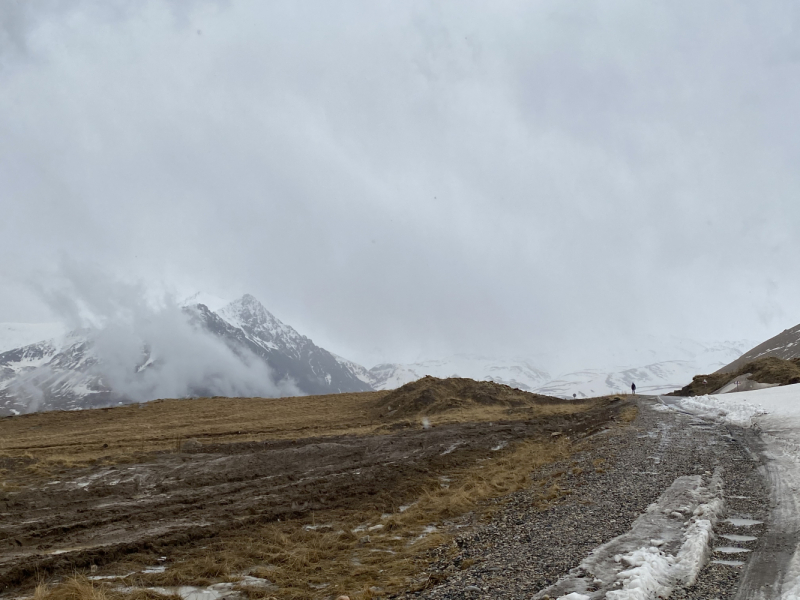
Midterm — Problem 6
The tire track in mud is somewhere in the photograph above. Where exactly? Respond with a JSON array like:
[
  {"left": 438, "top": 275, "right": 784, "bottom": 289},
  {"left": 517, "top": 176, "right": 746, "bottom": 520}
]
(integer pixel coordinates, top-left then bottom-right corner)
[{"left": 0, "top": 399, "right": 624, "bottom": 591}]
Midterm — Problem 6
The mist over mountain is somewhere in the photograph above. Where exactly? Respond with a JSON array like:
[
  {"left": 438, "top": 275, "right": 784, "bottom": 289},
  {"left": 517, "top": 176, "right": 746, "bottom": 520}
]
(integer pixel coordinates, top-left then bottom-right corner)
[
  {"left": 0, "top": 292, "right": 371, "bottom": 416},
  {"left": 0, "top": 268, "right": 763, "bottom": 415}
]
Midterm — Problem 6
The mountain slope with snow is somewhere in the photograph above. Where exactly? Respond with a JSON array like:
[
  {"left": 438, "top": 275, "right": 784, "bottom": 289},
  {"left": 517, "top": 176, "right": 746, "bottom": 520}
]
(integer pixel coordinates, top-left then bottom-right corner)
[
  {"left": 369, "top": 339, "right": 752, "bottom": 398},
  {"left": 0, "top": 294, "right": 371, "bottom": 415},
  {"left": 535, "top": 339, "right": 753, "bottom": 398},
  {"left": 717, "top": 323, "right": 800, "bottom": 373},
  {"left": 190, "top": 295, "right": 372, "bottom": 395},
  {"left": 365, "top": 355, "right": 550, "bottom": 392}
]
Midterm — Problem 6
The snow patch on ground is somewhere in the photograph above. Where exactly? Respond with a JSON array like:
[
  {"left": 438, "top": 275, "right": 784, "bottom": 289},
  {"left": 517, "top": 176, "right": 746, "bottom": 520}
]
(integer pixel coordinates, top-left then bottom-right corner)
[
  {"left": 541, "top": 469, "right": 724, "bottom": 600},
  {"left": 663, "top": 385, "right": 800, "bottom": 599}
]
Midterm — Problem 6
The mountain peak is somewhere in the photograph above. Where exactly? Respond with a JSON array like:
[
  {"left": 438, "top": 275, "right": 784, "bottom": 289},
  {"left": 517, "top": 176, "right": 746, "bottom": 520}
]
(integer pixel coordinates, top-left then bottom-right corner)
[
  {"left": 222, "top": 294, "right": 274, "bottom": 327},
  {"left": 182, "top": 292, "right": 230, "bottom": 312}
]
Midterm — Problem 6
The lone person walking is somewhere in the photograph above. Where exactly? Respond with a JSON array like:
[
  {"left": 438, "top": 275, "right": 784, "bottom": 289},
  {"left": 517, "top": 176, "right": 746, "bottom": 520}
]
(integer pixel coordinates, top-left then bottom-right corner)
[{"left": 631, "top": 382, "right": 636, "bottom": 395}]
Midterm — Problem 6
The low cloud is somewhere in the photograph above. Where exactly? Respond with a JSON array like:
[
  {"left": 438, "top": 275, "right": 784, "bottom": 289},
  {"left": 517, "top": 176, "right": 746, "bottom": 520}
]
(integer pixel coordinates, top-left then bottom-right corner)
[{"left": 29, "top": 260, "right": 299, "bottom": 404}]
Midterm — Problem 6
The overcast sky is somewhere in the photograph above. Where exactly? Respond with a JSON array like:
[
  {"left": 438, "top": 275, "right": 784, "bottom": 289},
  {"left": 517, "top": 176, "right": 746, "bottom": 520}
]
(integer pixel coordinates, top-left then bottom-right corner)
[{"left": 1, "top": 0, "right": 799, "bottom": 369}]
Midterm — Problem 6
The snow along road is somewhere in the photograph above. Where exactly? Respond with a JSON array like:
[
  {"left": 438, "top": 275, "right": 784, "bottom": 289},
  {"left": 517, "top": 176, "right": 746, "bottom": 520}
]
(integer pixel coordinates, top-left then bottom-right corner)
[
  {"left": 395, "top": 396, "right": 772, "bottom": 600},
  {"left": 662, "top": 384, "right": 800, "bottom": 600}
]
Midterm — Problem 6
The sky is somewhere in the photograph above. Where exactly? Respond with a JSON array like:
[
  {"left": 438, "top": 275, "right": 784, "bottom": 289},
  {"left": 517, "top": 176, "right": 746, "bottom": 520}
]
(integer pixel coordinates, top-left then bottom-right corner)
[{"left": 2, "top": 0, "right": 800, "bottom": 371}]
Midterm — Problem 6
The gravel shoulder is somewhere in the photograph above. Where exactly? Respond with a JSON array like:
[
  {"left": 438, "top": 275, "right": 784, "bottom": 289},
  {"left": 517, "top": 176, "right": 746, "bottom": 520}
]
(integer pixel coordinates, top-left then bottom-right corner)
[{"left": 393, "top": 398, "right": 770, "bottom": 600}]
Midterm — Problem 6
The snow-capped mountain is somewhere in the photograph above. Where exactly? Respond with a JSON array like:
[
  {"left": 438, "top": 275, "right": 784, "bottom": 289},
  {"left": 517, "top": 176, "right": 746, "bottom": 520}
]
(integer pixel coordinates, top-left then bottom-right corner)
[
  {"left": 0, "top": 294, "right": 371, "bottom": 415},
  {"left": 358, "top": 355, "right": 550, "bottom": 392},
  {"left": 365, "top": 339, "right": 753, "bottom": 398},
  {"left": 533, "top": 339, "right": 754, "bottom": 398},
  {"left": 717, "top": 323, "right": 800, "bottom": 374},
  {"left": 0, "top": 330, "right": 110, "bottom": 414},
  {"left": 189, "top": 294, "right": 372, "bottom": 396}
]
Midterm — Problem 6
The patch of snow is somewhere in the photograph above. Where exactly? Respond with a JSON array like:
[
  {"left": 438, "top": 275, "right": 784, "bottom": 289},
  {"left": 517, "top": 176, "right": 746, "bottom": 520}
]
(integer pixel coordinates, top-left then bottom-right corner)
[
  {"left": 441, "top": 442, "right": 461, "bottom": 455},
  {"left": 142, "top": 565, "right": 167, "bottom": 574},
  {"left": 721, "top": 534, "right": 757, "bottom": 542},
  {"left": 725, "top": 517, "right": 763, "bottom": 527},
  {"left": 662, "top": 385, "right": 800, "bottom": 596},
  {"left": 711, "top": 559, "right": 745, "bottom": 567},
  {"left": 535, "top": 469, "right": 724, "bottom": 600}
]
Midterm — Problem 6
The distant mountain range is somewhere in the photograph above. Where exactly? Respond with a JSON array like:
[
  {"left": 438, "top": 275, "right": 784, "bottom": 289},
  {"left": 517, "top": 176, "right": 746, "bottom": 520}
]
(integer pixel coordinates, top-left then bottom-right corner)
[
  {"left": 0, "top": 294, "right": 371, "bottom": 416},
  {"left": 357, "top": 338, "right": 753, "bottom": 399},
  {"left": 0, "top": 292, "right": 779, "bottom": 414},
  {"left": 341, "top": 355, "right": 551, "bottom": 393}
]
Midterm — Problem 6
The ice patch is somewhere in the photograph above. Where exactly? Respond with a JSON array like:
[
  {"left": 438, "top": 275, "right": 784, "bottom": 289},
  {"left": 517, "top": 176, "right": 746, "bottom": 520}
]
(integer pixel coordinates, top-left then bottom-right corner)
[
  {"left": 714, "top": 546, "right": 751, "bottom": 553},
  {"left": 142, "top": 565, "right": 167, "bottom": 573},
  {"left": 720, "top": 534, "right": 757, "bottom": 542},
  {"left": 441, "top": 442, "right": 461, "bottom": 455},
  {"left": 725, "top": 517, "right": 762, "bottom": 527},
  {"left": 535, "top": 469, "right": 724, "bottom": 600}
]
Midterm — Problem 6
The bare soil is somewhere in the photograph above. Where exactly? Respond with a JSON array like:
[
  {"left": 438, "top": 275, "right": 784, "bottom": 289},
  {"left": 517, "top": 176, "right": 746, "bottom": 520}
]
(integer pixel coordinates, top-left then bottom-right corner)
[{"left": 0, "top": 379, "right": 627, "bottom": 597}]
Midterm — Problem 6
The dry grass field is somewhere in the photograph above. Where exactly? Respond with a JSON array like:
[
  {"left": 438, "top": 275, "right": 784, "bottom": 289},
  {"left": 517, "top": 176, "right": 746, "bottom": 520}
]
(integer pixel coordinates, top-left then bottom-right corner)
[
  {"left": 0, "top": 377, "right": 631, "bottom": 600},
  {"left": 0, "top": 378, "right": 591, "bottom": 470}
]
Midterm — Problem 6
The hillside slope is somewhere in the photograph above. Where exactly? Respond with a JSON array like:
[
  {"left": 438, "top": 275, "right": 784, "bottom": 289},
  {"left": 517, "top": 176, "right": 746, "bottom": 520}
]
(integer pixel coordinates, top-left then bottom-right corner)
[{"left": 717, "top": 323, "right": 800, "bottom": 374}]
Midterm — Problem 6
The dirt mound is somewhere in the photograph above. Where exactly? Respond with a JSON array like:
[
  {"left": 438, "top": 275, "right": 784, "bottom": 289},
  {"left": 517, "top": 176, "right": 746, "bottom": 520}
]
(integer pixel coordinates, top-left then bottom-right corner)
[
  {"left": 374, "top": 376, "right": 562, "bottom": 419},
  {"left": 669, "top": 356, "right": 800, "bottom": 396}
]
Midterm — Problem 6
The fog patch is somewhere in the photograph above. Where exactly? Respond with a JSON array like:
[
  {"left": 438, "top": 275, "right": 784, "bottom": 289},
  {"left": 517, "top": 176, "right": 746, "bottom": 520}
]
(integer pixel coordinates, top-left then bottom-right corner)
[{"left": 31, "top": 261, "right": 298, "bottom": 404}]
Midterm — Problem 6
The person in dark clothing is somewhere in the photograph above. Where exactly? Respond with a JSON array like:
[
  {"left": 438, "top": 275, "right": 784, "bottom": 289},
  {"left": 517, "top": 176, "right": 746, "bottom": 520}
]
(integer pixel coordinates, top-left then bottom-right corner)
[{"left": 631, "top": 382, "right": 636, "bottom": 395}]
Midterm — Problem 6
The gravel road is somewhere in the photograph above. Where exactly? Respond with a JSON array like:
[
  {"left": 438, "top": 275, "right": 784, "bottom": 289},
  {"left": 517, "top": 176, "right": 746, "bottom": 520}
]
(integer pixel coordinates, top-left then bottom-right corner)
[{"left": 393, "top": 398, "right": 770, "bottom": 600}]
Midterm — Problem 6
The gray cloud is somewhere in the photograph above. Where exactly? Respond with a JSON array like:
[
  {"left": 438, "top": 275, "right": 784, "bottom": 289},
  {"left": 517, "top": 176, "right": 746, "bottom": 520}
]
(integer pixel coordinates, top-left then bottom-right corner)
[{"left": 2, "top": 0, "right": 800, "bottom": 373}]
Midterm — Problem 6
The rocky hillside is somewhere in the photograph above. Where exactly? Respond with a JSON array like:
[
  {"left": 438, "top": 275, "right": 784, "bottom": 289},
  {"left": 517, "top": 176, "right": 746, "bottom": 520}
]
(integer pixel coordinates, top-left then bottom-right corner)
[{"left": 716, "top": 323, "right": 800, "bottom": 374}]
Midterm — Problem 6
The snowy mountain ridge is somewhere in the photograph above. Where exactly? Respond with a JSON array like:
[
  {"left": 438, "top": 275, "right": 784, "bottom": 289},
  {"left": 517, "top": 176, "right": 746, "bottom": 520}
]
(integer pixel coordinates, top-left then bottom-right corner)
[
  {"left": 358, "top": 355, "right": 550, "bottom": 392},
  {"left": 0, "top": 291, "right": 763, "bottom": 414},
  {"left": 366, "top": 338, "right": 755, "bottom": 398},
  {"left": 0, "top": 294, "right": 370, "bottom": 415},
  {"left": 717, "top": 323, "right": 800, "bottom": 373}
]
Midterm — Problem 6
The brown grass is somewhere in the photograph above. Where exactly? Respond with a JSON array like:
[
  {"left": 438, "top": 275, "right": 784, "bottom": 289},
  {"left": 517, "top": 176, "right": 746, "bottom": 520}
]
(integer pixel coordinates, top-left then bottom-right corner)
[
  {"left": 619, "top": 405, "right": 638, "bottom": 423},
  {"left": 670, "top": 356, "right": 800, "bottom": 397},
  {"left": 6, "top": 380, "right": 628, "bottom": 600},
  {"left": 109, "top": 435, "right": 574, "bottom": 600},
  {"left": 31, "top": 577, "right": 179, "bottom": 600},
  {"left": 0, "top": 385, "right": 588, "bottom": 473},
  {"left": 0, "top": 392, "right": 388, "bottom": 466}
]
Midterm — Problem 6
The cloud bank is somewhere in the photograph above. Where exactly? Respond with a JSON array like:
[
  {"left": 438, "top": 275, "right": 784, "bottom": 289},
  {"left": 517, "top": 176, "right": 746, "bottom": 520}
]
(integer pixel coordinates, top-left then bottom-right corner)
[
  {"left": 1, "top": 1, "right": 800, "bottom": 371},
  {"left": 31, "top": 262, "right": 299, "bottom": 403}
]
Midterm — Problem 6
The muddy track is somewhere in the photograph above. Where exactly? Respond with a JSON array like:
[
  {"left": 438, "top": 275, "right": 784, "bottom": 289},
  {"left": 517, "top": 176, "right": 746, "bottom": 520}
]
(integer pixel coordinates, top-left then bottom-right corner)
[{"left": 0, "top": 398, "right": 626, "bottom": 591}]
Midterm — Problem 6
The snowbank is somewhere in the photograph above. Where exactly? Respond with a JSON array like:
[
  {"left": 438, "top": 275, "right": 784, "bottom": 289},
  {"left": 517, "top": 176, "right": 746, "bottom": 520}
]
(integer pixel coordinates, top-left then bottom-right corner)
[
  {"left": 671, "top": 383, "right": 800, "bottom": 427},
  {"left": 539, "top": 470, "right": 724, "bottom": 600}
]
